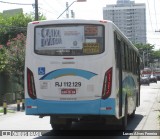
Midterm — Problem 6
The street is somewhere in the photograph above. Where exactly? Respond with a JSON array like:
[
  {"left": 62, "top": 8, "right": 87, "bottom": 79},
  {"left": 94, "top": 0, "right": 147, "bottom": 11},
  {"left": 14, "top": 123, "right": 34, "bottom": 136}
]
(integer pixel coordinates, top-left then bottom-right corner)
[{"left": 0, "top": 82, "right": 160, "bottom": 139}]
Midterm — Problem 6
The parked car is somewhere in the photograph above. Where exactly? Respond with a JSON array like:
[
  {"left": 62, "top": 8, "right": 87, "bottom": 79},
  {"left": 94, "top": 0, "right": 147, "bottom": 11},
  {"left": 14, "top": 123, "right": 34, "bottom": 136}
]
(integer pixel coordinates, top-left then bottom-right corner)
[
  {"left": 156, "top": 75, "right": 160, "bottom": 81},
  {"left": 149, "top": 75, "right": 157, "bottom": 83},
  {"left": 140, "top": 75, "right": 150, "bottom": 86}
]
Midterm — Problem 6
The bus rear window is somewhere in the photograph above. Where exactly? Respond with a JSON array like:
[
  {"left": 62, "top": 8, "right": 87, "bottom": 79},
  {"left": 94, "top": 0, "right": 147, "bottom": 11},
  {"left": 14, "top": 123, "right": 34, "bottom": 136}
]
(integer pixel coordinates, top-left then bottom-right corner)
[{"left": 34, "top": 24, "right": 104, "bottom": 56}]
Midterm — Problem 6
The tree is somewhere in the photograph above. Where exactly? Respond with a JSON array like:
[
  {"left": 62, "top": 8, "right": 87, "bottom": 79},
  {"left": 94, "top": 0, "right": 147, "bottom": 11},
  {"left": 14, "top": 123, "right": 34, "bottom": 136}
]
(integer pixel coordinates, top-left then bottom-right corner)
[
  {"left": 0, "top": 46, "right": 9, "bottom": 72},
  {"left": 135, "top": 43, "right": 160, "bottom": 68},
  {"left": 0, "top": 13, "right": 31, "bottom": 45},
  {"left": 5, "top": 33, "right": 26, "bottom": 88},
  {"left": 0, "top": 12, "right": 46, "bottom": 89},
  {"left": 0, "top": 12, "right": 46, "bottom": 45}
]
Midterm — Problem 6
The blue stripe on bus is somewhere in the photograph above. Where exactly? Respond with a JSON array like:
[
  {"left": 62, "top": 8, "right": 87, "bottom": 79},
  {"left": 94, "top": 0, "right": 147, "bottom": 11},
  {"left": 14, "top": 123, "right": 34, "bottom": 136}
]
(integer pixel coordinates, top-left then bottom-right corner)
[
  {"left": 39, "top": 68, "right": 97, "bottom": 80},
  {"left": 25, "top": 98, "right": 115, "bottom": 115},
  {"left": 25, "top": 98, "right": 38, "bottom": 115}
]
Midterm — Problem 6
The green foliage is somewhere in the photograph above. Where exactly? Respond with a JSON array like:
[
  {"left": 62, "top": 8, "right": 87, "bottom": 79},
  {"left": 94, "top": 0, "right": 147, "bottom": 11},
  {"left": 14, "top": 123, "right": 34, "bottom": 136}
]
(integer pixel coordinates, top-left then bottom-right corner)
[
  {"left": 0, "top": 108, "right": 15, "bottom": 113},
  {"left": 0, "top": 46, "right": 9, "bottom": 72},
  {"left": 0, "top": 13, "right": 31, "bottom": 45},
  {"left": 5, "top": 33, "right": 26, "bottom": 88},
  {"left": 135, "top": 43, "right": 160, "bottom": 67},
  {"left": 135, "top": 43, "right": 155, "bottom": 51},
  {"left": 0, "top": 12, "right": 46, "bottom": 89},
  {"left": 0, "top": 12, "right": 46, "bottom": 45},
  {"left": 151, "top": 50, "right": 160, "bottom": 59}
]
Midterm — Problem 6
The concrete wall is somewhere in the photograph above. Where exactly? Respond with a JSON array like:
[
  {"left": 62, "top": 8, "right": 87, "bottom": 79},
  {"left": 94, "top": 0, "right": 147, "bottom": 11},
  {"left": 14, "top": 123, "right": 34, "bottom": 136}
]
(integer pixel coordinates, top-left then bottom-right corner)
[{"left": 0, "top": 72, "right": 23, "bottom": 105}]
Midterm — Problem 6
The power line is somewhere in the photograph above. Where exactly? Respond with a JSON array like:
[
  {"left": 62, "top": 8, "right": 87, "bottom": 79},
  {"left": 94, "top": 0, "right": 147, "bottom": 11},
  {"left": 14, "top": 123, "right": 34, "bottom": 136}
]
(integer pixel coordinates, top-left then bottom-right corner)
[
  {"left": 0, "top": 0, "right": 33, "bottom": 5},
  {"left": 39, "top": 7, "right": 56, "bottom": 15},
  {"left": 154, "top": 0, "right": 158, "bottom": 29},
  {"left": 147, "top": 0, "right": 154, "bottom": 32},
  {"left": 42, "top": 0, "right": 59, "bottom": 14}
]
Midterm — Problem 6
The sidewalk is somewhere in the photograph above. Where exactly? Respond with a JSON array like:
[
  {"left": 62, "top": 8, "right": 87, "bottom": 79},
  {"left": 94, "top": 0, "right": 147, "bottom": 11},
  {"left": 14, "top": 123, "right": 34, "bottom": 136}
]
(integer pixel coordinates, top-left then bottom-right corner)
[
  {"left": 0, "top": 103, "right": 24, "bottom": 116},
  {"left": 132, "top": 89, "right": 160, "bottom": 139},
  {"left": 144, "top": 91, "right": 160, "bottom": 130}
]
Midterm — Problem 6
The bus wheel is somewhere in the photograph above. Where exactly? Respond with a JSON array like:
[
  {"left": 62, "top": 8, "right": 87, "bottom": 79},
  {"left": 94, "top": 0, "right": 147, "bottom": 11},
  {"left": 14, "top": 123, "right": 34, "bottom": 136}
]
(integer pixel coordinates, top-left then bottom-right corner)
[
  {"left": 121, "top": 97, "right": 128, "bottom": 130},
  {"left": 50, "top": 117, "right": 72, "bottom": 130}
]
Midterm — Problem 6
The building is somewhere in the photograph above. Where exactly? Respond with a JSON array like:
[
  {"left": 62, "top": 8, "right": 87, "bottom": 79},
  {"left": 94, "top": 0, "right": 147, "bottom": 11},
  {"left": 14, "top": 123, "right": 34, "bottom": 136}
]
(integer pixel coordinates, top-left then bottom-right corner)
[
  {"left": 3, "top": 8, "right": 23, "bottom": 16},
  {"left": 103, "top": 0, "right": 146, "bottom": 44}
]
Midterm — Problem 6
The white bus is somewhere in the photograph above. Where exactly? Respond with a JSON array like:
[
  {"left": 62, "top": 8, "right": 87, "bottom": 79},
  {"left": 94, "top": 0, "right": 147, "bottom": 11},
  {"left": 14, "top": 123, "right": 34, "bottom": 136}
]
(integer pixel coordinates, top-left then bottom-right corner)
[{"left": 25, "top": 19, "right": 140, "bottom": 130}]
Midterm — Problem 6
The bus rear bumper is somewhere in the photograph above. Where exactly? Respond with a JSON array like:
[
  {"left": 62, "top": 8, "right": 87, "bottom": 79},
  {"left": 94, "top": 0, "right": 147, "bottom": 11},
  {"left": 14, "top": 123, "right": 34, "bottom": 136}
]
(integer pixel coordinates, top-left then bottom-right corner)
[{"left": 25, "top": 98, "right": 115, "bottom": 116}]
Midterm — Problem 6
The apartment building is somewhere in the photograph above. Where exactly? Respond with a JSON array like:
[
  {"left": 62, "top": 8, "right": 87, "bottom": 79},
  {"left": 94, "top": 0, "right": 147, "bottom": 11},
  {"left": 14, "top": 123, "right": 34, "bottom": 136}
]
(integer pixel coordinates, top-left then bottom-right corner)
[{"left": 103, "top": 0, "right": 146, "bottom": 44}]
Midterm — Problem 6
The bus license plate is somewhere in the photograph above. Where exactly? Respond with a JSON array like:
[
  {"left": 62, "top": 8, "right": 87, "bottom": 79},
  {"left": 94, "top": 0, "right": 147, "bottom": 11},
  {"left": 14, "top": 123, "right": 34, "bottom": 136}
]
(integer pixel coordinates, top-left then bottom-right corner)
[{"left": 61, "top": 89, "right": 76, "bottom": 94}]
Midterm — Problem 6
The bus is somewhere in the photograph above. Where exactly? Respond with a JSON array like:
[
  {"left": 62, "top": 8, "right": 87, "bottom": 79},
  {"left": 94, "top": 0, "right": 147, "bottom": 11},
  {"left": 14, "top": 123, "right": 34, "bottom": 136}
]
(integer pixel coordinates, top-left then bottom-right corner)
[{"left": 25, "top": 19, "right": 140, "bottom": 130}]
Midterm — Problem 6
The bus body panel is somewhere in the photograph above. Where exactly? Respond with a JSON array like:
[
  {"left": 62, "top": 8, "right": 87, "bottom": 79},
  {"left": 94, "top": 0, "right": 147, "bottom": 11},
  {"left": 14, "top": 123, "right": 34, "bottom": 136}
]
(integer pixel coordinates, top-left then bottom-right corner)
[
  {"left": 25, "top": 19, "right": 140, "bottom": 123},
  {"left": 25, "top": 98, "right": 115, "bottom": 115}
]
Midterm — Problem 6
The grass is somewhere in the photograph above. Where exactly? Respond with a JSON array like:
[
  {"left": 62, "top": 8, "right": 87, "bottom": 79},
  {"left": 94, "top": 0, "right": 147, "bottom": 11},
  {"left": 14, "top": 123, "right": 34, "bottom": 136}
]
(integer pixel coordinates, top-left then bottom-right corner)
[{"left": 0, "top": 108, "right": 15, "bottom": 113}]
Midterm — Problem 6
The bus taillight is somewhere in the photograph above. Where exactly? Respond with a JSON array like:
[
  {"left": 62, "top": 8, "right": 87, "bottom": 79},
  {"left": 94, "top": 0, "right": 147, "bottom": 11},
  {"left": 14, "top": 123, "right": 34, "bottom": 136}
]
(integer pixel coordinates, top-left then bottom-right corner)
[
  {"left": 27, "top": 68, "right": 37, "bottom": 99},
  {"left": 102, "top": 67, "right": 112, "bottom": 99}
]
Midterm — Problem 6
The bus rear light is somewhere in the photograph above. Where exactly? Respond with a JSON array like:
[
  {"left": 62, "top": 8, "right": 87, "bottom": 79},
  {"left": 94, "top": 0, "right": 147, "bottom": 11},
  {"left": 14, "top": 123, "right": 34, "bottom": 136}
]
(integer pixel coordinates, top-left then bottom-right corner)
[
  {"left": 27, "top": 106, "right": 37, "bottom": 109},
  {"left": 27, "top": 106, "right": 32, "bottom": 109},
  {"left": 99, "top": 20, "right": 108, "bottom": 23},
  {"left": 27, "top": 68, "right": 37, "bottom": 99},
  {"left": 106, "top": 107, "right": 112, "bottom": 110},
  {"left": 102, "top": 67, "right": 112, "bottom": 99},
  {"left": 32, "top": 21, "right": 39, "bottom": 24}
]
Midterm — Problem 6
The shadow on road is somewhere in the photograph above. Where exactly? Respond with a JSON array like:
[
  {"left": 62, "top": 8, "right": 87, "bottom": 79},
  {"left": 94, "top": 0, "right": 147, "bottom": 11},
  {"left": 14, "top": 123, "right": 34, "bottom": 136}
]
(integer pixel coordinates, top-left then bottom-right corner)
[
  {"left": 127, "top": 114, "right": 143, "bottom": 130},
  {"left": 34, "top": 114, "right": 143, "bottom": 139}
]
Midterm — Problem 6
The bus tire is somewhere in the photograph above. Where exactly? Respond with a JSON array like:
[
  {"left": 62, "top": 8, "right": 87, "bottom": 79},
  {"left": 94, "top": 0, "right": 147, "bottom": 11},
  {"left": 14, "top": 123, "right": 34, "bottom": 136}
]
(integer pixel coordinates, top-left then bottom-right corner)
[{"left": 121, "top": 97, "right": 128, "bottom": 130}]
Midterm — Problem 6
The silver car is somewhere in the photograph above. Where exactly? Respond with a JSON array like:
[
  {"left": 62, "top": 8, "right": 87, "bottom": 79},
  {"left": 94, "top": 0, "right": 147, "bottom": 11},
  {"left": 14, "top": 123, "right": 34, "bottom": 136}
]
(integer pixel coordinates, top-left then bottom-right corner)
[{"left": 140, "top": 75, "right": 150, "bottom": 86}]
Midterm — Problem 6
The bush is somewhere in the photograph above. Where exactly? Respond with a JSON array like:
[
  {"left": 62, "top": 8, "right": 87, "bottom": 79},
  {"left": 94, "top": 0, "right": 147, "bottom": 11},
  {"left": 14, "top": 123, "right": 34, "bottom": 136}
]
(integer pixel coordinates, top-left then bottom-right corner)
[
  {"left": 6, "top": 33, "right": 26, "bottom": 88},
  {"left": 0, "top": 45, "right": 9, "bottom": 72}
]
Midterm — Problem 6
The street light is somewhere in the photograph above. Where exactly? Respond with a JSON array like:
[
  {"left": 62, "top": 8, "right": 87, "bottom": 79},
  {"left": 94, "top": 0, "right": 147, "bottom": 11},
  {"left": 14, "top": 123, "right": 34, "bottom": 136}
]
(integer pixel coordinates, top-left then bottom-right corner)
[{"left": 57, "top": 0, "right": 86, "bottom": 19}]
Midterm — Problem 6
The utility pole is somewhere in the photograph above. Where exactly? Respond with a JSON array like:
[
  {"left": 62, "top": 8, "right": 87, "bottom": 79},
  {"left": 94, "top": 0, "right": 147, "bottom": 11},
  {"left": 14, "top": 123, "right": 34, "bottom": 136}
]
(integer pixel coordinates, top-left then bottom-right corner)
[
  {"left": 71, "top": 10, "right": 75, "bottom": 18},
  {"left": 66, "top": 2, "right": 69, "bottom": 18},
  {"left": 57, "top": 0, "right": 86, "bottom": 19},
  {"left": 35, "top": 0, "right": 38, "bottom": 20}
]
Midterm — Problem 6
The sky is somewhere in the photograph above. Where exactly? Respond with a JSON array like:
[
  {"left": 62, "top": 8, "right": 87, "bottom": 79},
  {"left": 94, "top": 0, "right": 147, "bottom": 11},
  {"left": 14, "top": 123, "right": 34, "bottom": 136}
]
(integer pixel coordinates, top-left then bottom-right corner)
[{"left": 0, "top": 0, "right": 159, "bottom": 49}]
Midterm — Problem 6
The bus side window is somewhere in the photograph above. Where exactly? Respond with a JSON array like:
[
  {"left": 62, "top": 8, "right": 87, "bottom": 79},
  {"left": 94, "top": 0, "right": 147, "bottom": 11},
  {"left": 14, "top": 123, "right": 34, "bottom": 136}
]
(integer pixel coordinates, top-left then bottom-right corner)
[
  {"left": 121, "top": 41, "right": 125, "bottom": 70},
  {"left": 114, "top": 32, "right": 119, "bottom": 68},
  {"left": 126, "top": 45, "right": 130, "bottom": 71},
  {"left": 134, "top": 53, "right": 137, "bottom": 74},
  {"left": 129, "top": 48, "right": 132, "bottom": 72},
  {"left": 133, "top": 52, "right": 135, "bottom": 74},
  {"left": 124, "top": 43, "right": 127, "bottom": 71},
  {"left": 131, "top": 50, "right": 134, "bottom": 73}
]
